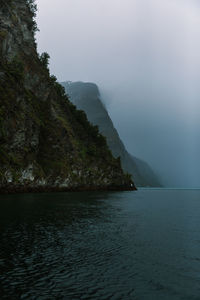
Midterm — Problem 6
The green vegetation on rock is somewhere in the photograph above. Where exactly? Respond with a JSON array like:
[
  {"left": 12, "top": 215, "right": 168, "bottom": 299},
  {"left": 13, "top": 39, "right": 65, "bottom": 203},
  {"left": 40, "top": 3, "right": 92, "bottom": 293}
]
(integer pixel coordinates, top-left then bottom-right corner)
[{"left": 0, "top": 0, "right": 135, "bottom": 192}]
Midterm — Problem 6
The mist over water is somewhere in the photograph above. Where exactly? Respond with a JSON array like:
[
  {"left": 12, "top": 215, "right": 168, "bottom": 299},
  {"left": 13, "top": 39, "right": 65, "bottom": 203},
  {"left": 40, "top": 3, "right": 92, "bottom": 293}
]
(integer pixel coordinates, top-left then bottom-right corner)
[{"left": 36, "top": 0, "right": 200, "bottom": 188}]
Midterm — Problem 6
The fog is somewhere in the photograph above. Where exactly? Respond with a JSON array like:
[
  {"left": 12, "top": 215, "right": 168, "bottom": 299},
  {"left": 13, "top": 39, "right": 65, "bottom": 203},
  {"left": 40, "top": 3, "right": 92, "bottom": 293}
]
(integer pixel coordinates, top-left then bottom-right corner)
[{"left": 36, "top": 0, "right": 200, "bottom": 187}]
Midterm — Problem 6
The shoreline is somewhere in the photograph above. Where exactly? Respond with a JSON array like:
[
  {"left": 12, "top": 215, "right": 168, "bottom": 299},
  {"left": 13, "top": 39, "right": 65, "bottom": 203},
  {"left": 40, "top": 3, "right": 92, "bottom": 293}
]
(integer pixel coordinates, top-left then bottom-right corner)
[{"left": 0, "top": 184, "right": 137, "bottom": 195}]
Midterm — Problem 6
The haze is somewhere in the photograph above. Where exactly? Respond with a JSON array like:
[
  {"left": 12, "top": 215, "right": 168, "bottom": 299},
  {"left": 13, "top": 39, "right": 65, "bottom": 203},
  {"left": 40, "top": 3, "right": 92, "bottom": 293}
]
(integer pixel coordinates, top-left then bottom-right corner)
[{"left": 36, "top": 0, "right": 200, "bottom": 188}]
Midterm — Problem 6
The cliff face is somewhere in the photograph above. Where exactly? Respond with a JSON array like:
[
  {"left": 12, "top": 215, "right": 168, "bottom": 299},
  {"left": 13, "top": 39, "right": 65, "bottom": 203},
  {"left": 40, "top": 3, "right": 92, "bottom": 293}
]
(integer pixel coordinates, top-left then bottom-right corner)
[
  {"left": 61, "top": 81, "right": 161, "bottom": 187},
  {"left": 0, "top": 1, "right": 135, "bottom": 192}
]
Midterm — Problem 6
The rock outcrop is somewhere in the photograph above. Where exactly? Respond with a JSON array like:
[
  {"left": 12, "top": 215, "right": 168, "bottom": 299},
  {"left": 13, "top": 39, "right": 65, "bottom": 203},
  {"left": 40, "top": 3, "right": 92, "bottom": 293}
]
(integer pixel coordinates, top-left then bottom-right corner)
[
  {"left": 61, "top": 81, "right": 161, "bottom": 187},
  {"left": 0, "top": 0, "right": 135, "bottom": 193}
]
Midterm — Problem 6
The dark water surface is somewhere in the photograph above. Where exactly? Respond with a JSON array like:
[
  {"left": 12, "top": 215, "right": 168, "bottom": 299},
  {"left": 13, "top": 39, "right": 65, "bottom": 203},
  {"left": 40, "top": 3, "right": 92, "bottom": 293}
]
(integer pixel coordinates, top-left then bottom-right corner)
[{"left": 0, "top": 189, "right": 200, "bottom": 299}]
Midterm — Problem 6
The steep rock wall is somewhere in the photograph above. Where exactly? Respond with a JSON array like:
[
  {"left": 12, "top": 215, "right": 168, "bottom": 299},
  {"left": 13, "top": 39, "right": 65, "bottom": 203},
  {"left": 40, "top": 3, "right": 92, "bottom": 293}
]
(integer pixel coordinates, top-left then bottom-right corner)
[
  {"left": 61, "top": 81, "right": 161, "bottom": 187},
  {"left": 0, "top": 1, "right": 135, "bottom": 192}
]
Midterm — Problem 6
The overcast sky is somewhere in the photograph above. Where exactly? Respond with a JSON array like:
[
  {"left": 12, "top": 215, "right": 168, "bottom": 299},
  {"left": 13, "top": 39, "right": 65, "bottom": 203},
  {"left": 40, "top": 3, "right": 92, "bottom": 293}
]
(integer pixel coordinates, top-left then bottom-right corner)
[{"left": 36, "top": 0, "right": 200, "bottom": 187}]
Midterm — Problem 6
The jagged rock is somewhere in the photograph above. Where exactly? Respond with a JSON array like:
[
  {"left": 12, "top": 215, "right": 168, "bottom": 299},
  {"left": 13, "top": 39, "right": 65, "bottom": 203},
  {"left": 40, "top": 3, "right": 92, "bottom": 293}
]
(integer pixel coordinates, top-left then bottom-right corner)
[{"left": 0, "top": 1, "right": 135, "bottom": 193}]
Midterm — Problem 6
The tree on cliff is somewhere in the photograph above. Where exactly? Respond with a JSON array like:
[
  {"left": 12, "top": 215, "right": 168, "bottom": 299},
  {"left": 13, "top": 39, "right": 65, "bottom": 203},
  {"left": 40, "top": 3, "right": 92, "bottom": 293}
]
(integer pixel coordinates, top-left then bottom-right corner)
[{"left": 26, "top": 0, "right": 38, "bottom": 37}]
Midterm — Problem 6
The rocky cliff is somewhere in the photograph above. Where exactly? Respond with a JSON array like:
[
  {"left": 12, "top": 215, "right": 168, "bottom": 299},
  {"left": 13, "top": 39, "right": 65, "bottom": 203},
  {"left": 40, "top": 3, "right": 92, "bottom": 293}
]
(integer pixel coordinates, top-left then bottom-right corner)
[
  {"left": 61, "top": 81, "right": 161, "bottom": 187},
  {"left": 0, "top": 0, "right": 135, "bottom": 192}
]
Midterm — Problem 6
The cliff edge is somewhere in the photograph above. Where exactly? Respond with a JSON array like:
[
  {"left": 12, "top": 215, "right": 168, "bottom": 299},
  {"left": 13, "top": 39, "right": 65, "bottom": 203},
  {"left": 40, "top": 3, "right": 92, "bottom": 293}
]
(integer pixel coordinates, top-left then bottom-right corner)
[
  {"left": 61, "top": 81, "right": 161, "bottom": 187},
  {"left": 0, "top": 1, "right": 135, "bottom": 192}
]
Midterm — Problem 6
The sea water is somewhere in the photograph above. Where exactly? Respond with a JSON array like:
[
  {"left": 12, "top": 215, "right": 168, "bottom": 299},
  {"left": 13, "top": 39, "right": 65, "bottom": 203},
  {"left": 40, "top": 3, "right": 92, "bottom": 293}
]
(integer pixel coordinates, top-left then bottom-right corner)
[{"left": 0, "top": 189, "right": 200, "bottom": 299}]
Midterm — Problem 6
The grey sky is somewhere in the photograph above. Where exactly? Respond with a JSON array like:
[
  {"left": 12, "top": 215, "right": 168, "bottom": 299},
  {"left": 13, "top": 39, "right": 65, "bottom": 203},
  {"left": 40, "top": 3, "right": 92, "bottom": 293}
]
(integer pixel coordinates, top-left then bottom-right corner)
[{"left": 36, "top": 0, "right": 200, "bottom": 187}]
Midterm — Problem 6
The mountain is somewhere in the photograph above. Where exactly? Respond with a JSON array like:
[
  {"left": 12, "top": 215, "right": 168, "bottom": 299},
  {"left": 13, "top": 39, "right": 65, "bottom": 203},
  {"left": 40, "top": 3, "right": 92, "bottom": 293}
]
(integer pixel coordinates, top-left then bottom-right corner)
[
  {"left": 131, "top": 156, "right": 161, "bottom": 187},
  {"left": 0, "top": 1, "right": 135, "bottom": 193},
  {"left": 61, "top": 81, "right": 161, "bottom": 187}
]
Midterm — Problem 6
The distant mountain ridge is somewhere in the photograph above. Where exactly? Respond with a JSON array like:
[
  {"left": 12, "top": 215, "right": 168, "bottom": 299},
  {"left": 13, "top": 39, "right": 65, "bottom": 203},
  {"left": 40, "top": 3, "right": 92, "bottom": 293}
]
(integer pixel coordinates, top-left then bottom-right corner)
[{"left": 61, "top": 81, "right": 161, "bottom": 187}]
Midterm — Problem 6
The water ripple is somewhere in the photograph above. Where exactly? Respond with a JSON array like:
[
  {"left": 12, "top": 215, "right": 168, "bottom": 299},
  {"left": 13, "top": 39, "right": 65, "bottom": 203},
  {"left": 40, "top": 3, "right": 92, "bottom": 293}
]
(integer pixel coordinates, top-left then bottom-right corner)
[{"left": 0, "top": 190, "right": 200, "bottom": 299}]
